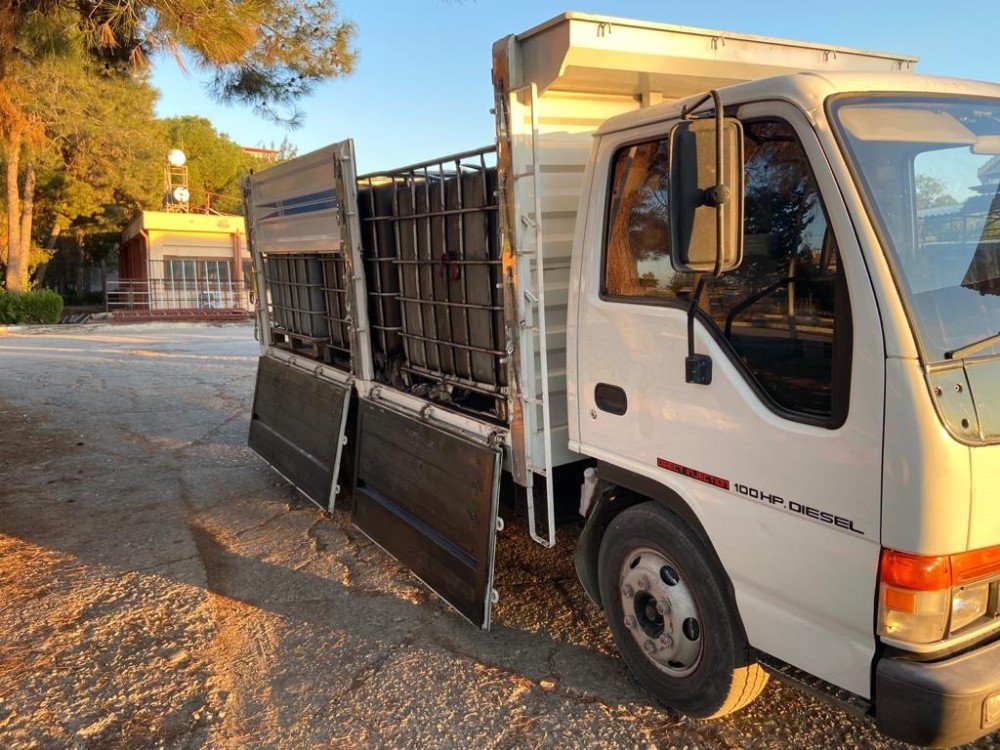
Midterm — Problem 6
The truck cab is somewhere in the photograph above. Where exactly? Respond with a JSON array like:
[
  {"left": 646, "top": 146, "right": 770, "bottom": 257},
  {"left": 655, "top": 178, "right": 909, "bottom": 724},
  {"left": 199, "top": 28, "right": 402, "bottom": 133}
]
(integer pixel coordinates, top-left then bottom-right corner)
[{"left": 570, "top": 71, "right": 1000, "bottom": 746}]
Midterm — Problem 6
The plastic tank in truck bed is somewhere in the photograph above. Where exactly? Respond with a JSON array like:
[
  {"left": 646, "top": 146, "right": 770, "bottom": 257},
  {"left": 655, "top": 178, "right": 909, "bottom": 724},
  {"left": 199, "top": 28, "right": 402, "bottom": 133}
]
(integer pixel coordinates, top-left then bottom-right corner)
[
  {"left": 357, "top": 148, "right": 507, "bottom": 422},
  {"left": 262, "top": 253, "right": 354, "bottom": 369}
]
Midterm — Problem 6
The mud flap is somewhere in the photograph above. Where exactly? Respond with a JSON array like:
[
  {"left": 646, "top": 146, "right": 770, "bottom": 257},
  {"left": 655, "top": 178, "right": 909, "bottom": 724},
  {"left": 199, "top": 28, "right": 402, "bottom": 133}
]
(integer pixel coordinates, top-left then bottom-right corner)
[
  {"left": 248, "top": 355, "right": 351, "bottom": 511},
  {"left": 352, "top": 400, "right": 502, "bottom": 629}
]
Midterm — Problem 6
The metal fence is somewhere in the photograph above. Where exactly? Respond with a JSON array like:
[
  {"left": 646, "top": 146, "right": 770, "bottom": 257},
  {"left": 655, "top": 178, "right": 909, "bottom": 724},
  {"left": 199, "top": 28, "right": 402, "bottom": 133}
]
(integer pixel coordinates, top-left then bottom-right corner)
[{"left": 106, "top": 279, "right": 253, "bottom": 311}]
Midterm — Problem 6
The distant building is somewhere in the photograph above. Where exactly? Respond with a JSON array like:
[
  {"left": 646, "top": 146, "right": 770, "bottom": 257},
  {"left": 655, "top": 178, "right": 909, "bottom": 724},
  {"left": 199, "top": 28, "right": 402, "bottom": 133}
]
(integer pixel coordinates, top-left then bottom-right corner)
[
  {"left": 242, "top": 146, "right": 280, "bottom": 163},
  {"left": 115, "top": 211, "right": 252, "bottom": 312}
]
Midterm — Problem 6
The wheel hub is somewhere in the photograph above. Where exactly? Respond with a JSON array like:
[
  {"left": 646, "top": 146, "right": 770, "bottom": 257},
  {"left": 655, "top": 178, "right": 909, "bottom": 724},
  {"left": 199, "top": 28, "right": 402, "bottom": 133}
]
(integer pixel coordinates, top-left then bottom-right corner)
[{"left": 619, "top": 548, "right": 703, "bottom": 677}]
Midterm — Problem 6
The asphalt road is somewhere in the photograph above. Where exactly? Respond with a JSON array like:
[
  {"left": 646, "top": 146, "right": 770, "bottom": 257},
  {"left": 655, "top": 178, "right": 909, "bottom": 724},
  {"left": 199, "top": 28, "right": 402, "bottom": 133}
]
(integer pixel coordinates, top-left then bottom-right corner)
[{"left": 0, "top": 322, "right": 995, "bottom": 750}]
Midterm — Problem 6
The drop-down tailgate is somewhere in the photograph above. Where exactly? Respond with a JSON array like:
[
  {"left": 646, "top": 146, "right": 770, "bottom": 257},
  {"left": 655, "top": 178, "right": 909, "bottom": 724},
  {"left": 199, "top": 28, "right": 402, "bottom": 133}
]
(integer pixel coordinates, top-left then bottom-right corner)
[
  {"left": 248, "top": 355, "right": 351, "bottom": 511},
  {"left": 352, "top": 399, "right": 502, "bottom": 629}
]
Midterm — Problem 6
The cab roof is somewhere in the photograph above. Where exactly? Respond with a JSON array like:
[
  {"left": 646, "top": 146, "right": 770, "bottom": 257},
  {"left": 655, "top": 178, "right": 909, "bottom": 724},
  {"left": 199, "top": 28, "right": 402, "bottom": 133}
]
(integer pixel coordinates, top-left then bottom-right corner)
[{"left": 594, "top": 71, "right": 1000, "bottom": 136}]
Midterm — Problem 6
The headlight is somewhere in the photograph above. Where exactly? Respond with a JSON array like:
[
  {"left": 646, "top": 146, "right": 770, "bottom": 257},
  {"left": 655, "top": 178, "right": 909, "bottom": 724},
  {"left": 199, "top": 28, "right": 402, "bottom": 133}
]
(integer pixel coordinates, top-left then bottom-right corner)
[
  {"left": 951, "top": 581, "right": 990, "bottom": 632},
  {"left": 878, "top": 586, "right": 950, "bottom": 643},
  {"left": 877, "top": 546, "right": 1000, "bottom": 646}
]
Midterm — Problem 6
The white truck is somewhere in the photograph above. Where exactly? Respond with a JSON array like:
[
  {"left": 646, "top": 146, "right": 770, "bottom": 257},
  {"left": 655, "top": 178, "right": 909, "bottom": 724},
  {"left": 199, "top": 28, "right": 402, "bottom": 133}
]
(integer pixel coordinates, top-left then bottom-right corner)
[{"left": 242, "top": 13, "right": 1000, "bottom": 747}]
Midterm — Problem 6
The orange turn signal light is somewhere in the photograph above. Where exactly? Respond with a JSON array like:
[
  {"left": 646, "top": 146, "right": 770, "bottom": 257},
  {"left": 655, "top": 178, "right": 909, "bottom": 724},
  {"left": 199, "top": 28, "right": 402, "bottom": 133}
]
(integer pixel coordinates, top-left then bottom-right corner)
[
  {"left": 880, "top": 546, "right": 1000, "bottom": 592},
  {"left": 953, "top": 546, "right": 1000, "bottom": 585},
  {"left": 883, "top": 587, "right": 917, "bottom": 613}
]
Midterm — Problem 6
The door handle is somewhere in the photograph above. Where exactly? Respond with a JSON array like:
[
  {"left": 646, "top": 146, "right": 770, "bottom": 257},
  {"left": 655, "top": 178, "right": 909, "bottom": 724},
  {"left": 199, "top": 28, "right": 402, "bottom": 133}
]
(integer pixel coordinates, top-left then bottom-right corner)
[{"left": 594, "top": 383, "right": 628, "bottom": 415}]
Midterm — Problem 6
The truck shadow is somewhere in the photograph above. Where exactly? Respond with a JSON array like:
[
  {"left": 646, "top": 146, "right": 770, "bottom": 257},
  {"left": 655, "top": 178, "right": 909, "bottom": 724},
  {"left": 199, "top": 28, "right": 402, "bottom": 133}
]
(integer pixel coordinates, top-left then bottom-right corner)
[{"left": 181, "top": 493, "right": 661, "bottom": 712}]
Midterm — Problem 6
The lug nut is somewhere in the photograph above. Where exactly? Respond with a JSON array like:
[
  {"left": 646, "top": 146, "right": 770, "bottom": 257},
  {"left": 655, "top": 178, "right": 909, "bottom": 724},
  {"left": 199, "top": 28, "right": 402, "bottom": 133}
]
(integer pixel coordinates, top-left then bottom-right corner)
[
  {"left": 643, "top": 640, "right": 656, "bottom": 654},
  {"left": 638, "top": 576, "right": 650, "bottom": 591},
  {"left": 624, "top": 616, "right": 637, "bottom": 629},
  {"left": 622, "top": 584, "right": 635, "bottom": 598},
  {"left": 660, "top": 634, "right": 674, "bottom": 648},
  {"left": 655, "top": 600, "right": 669, "bottom": 615}
]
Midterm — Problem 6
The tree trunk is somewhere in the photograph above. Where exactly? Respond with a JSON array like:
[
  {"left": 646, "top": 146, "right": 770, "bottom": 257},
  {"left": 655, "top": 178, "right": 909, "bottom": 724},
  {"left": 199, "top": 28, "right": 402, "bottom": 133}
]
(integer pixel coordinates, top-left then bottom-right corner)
[
  {"left": 605, "top": 147, "right": 651, "bottom": 296},
  {"left": 16, "top": 160, "right": 34, "bottom": 286},
  {"left": 4, "top": 128, "right": 22, "bottom": 290},
  {"left": 75, "top": 238, "right": 86, "bottom": 296},
  {"left": 46, "top": 220, "right": 62, "bottom": 250},
  {"left": 30, "top": 220, "right": 62, "bottom": 290}
]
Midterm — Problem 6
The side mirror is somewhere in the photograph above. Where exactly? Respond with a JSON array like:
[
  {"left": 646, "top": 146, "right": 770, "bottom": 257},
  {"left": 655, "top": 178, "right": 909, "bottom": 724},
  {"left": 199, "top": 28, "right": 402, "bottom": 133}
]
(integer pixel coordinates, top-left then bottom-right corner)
[{"left": 668, "top": 116, "right": 745, "bottom": 275}]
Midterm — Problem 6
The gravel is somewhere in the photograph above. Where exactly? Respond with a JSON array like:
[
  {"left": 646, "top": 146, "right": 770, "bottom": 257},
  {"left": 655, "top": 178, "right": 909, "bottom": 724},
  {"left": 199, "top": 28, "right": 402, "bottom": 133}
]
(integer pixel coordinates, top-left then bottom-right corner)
[{"left": 0, "top": 322, "right": 996, "bottom": 750}]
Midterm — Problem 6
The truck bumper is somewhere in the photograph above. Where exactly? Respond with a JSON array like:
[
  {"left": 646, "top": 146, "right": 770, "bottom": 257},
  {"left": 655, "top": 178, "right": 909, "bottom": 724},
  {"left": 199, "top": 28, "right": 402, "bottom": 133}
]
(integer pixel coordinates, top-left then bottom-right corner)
[{"left": 876, "top": 637, "right": 1000, "bottom": 747}]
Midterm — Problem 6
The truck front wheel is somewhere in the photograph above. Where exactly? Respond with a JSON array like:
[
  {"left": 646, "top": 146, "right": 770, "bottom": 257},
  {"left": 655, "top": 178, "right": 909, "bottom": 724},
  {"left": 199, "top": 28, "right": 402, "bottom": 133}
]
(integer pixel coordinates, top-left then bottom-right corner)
[{"left": 597, "top": 502, "right": 768, "bottom": 718}]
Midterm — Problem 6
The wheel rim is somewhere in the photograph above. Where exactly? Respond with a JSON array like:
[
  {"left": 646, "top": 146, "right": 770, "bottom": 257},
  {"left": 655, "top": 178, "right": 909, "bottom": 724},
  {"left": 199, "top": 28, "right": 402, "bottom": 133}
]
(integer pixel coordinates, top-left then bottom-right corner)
[{"left": 618, "top": 547, "right": 704, "bottom": 678}]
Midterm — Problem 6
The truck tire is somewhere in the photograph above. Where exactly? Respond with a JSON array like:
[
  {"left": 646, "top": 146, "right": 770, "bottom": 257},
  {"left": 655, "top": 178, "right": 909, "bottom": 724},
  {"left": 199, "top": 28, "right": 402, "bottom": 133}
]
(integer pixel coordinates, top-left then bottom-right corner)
[{"left": 598, "top": 502, "right": 768, "bottom": 718}]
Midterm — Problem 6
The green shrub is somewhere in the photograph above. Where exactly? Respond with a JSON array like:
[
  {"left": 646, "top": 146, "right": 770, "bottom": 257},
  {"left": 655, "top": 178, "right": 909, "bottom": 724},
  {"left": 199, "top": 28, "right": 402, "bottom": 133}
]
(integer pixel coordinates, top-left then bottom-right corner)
[
  {"left": 0, "top": 292, "right": 14, "bottom": 324},
  {"left": 0, "top": 290, "right": 64, "bottom": 324}
]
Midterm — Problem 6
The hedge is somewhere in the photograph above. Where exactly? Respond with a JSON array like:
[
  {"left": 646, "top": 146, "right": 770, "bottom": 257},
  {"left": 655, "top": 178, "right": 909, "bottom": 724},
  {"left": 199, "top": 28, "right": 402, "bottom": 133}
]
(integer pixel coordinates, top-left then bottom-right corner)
[{"left": 0, "top": 290, "right": 64, "bottom": 324}]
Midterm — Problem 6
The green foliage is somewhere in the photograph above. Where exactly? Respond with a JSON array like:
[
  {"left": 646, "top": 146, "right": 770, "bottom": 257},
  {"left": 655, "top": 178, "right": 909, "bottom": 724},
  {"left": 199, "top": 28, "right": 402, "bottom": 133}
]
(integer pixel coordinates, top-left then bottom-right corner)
[
  {"left": 0, "top": 289, "right": 64, "bottom": 324},
  {"left": 916, "top": 174, "right": 959, "bottom": 211},
  {"left": 1, "top": 0, "right": 355, "bottom": 290},
  {"left": 0, "top": 53, "right": 168, "bottom": 284},
  {"left": 205, "top": 0, "right": 356, "bottom": 125},
  {"left": 27, "top": 56, "right": 167, "bottom": 240},
  {"left": 5, "top": 0, "right": 356, "bottom": 126}
]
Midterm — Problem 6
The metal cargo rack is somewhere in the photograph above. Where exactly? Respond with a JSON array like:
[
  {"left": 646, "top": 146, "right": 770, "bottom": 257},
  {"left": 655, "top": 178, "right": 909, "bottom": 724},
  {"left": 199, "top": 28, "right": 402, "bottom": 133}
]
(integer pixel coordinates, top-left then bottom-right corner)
[
  {"left": 261, "top": 251, "right": 354, "bottom": 370},
  {"left": 356, "top": 147, "right": 508, "bottom": 422}
]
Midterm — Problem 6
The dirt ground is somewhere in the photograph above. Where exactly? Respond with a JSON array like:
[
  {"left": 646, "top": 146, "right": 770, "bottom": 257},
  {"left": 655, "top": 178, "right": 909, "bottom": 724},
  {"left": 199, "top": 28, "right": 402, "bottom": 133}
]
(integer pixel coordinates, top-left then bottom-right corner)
[{"left": 0, "top": 322, "right": 995, "bottom": 750}]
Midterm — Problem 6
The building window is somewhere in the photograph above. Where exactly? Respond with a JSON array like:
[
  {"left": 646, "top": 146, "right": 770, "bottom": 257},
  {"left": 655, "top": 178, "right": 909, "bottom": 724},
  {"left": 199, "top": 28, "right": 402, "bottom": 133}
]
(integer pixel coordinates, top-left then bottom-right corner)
[{"left": 162, "top": 258, "right": 234, "bottom": 308}]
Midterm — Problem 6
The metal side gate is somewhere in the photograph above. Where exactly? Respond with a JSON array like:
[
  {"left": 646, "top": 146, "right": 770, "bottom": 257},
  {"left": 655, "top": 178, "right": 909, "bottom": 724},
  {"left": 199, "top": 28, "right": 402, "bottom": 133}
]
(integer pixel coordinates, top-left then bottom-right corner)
[
  {"left": 245, "top": 139, "right": 367, "bottom": 512},
  {"left": 346, "top": 148, "right": 507, "bottom": 629},
  {"left": 248, "top": 354, "right": 352, "bottom": 510},
  {"left": 351, "top": 399, "right": 503, "bottom": 629}
]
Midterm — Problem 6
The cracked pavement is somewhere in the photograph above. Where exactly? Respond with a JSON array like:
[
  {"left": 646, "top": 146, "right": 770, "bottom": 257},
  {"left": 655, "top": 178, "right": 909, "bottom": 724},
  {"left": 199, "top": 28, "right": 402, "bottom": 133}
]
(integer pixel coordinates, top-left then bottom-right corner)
[{"left": 0, "top": 322, "right": 996, "bottom": 749}]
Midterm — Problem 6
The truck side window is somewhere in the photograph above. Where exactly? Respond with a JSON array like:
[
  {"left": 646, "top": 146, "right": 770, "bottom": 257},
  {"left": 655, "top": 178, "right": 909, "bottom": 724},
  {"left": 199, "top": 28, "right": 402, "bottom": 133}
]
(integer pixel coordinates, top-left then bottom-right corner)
[
  {"left": 603, "top": 139, "right": 692, "bottom": 299},
  {"left": 706, "top": 120, "right": 850, "bottom": 421},
  {"left": 602, "top": 121, "right": 850, "bottom": 423}
]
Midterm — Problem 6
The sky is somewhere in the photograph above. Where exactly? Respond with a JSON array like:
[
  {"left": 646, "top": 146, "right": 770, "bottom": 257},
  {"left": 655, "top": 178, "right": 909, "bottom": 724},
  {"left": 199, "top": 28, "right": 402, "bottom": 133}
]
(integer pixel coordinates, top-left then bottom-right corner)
[{"left": 150, "top": 0, "right": 1000, "bottom": 174}]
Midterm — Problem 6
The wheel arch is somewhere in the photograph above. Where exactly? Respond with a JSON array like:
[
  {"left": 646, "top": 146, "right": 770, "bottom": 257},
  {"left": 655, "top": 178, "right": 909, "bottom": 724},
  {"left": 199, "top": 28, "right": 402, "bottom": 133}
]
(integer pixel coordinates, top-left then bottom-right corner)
[{"left": 574, "top": 461, "right": 738, "bottom": 617}]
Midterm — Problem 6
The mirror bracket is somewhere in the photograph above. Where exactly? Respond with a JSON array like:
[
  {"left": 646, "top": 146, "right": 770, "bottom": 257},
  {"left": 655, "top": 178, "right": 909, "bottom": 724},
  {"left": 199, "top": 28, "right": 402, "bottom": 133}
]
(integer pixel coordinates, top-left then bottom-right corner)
[
  {"left": 686, "top": 354, "right": 713, "bottom": 385},
  {"left": 685, "top": 274, "right": 712, "bottom": 385},
  {"left": 704, "top": 184, "right": 730, "bottom": 207}
]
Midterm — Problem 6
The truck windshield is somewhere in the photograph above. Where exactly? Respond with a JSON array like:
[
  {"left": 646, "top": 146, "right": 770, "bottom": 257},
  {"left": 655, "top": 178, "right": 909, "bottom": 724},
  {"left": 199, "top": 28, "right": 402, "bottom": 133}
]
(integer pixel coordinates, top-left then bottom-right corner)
[{"left": 831, "top": 95, "right": 1000, "bottom": 362}]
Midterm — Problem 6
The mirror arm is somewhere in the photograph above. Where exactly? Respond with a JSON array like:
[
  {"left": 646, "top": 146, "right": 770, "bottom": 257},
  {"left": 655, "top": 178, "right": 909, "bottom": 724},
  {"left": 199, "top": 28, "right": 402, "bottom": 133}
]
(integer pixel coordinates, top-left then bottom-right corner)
[
  {"left": 685, "top": 274, "right": 712, "bottom": 385},
  {"left": 687, "top": 275, "right": 709, "bottom": 359},
  {"left": 681, "top": 89, "right": 727, "bottom": 386},
  {"left": 684, "top": 90, "right": 729, "bottom": 276},
  {"left": 712, "top": 89, "right": 726, "bottom": 278}
]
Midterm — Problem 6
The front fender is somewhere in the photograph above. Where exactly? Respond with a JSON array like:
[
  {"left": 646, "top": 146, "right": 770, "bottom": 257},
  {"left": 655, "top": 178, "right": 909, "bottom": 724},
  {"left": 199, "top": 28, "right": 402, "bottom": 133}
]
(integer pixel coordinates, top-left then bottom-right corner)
[{"left": 573, "top": 483, "right": 645, "bottom": 609}]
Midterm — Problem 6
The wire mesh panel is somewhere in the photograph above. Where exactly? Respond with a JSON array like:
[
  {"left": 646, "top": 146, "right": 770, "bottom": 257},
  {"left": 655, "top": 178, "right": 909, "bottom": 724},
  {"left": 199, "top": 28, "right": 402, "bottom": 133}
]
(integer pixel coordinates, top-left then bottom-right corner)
[
  {"left": 357, "top": 148, "right": 506, "bottom": 420},
  {"left": 262, "top": 252, "right": 352, "bottom": 369},
  {"left": 357, "top": 180, "right": 405, "bottom": 378},
  {"left": 319, "top": 254, "right": 352, "bottom": 360}
]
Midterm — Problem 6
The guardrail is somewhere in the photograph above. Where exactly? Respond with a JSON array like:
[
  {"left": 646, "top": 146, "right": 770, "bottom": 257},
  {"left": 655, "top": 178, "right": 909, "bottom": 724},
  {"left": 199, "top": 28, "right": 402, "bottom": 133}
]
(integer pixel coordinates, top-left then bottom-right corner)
[{"left": 106, "top": 279, "right": 254, "bottom": 312}]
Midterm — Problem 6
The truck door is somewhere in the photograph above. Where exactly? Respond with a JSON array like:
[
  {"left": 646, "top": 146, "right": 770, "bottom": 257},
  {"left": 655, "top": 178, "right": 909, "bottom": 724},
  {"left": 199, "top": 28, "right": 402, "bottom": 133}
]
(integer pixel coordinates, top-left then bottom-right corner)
[
  {"left": 574, "top": 104, "right": 885, "bottom": 698},
  {"left": 246, "top": 140, "right": 367, "bottom": 512}
]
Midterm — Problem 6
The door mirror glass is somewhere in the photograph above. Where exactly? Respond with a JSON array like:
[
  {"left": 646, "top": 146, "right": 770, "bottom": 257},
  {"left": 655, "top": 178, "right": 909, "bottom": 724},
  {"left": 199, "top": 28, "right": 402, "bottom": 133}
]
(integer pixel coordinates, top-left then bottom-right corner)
[{"left": 668, "top": 117, "right": 745, "bottom": 274}]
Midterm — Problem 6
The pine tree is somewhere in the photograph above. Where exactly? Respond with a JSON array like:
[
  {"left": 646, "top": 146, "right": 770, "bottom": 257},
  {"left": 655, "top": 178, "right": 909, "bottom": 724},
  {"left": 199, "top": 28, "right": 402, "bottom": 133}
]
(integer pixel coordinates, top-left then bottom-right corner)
[{"left": 0, "top": 1, "right": 355, "bottom": 290}]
